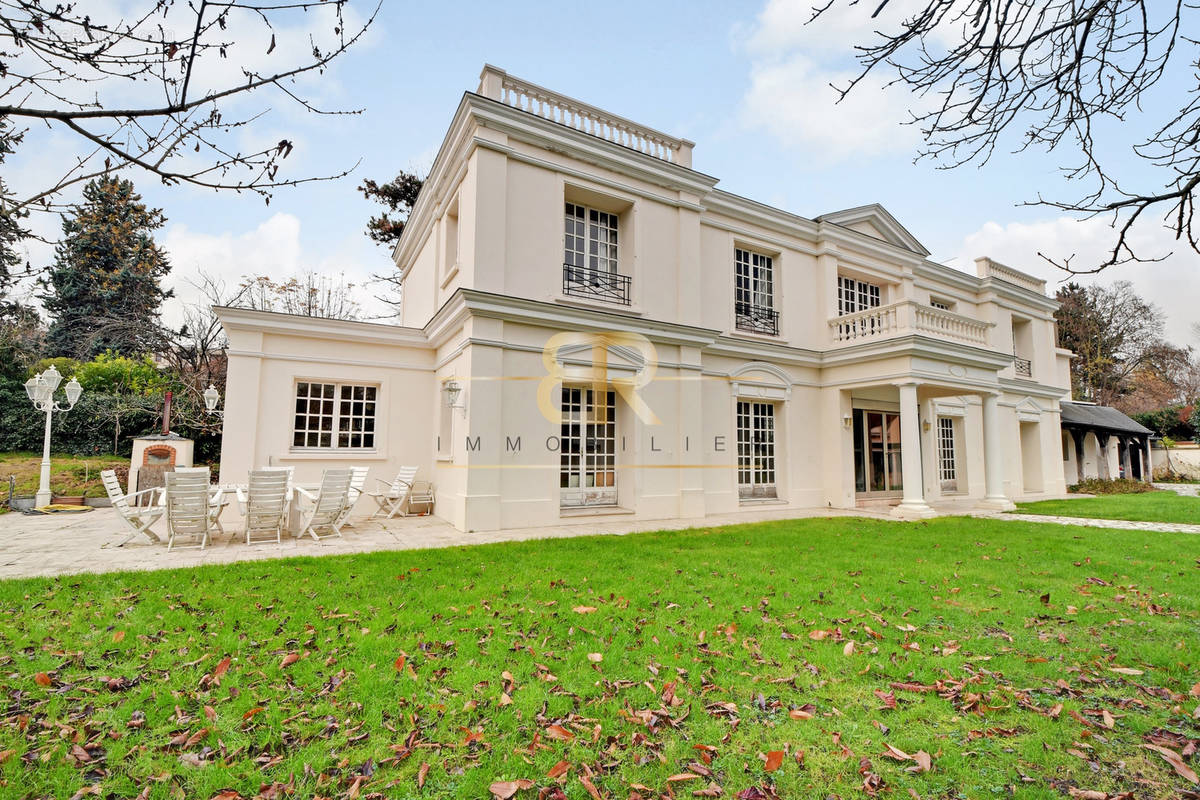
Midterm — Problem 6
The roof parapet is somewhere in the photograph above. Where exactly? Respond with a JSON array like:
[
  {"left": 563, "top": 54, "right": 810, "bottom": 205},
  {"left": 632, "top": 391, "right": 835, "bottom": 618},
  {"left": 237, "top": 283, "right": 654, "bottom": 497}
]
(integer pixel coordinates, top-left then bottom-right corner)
[
  {"left": 975, "top": 257, "right": 1047, "bottom": 295},
  {"left": 477, "top": 64, "right": 694, "bottom": 168}
]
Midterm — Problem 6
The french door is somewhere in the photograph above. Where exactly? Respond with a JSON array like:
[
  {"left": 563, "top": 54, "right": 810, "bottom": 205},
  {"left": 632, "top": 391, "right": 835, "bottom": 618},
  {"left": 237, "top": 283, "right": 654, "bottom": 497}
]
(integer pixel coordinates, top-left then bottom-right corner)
[
  {"left": 853, "top": 409, "right": 903, "bottom": 494},
  {"left": 560, "top": 387, "right": 617, "bottom": 507},
  {"left": 737, "top": 401, "right": 777, "bottom": 498},
  {"left": 937, "top": 417, "right": 958, "bottom": 492}
]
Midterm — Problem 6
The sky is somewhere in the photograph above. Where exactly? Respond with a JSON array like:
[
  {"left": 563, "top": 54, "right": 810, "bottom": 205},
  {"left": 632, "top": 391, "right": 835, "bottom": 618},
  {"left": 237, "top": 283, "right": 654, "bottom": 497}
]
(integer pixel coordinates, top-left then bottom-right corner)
[{"left": 7, "top": 0, "right": 1199, "bottom": 344}]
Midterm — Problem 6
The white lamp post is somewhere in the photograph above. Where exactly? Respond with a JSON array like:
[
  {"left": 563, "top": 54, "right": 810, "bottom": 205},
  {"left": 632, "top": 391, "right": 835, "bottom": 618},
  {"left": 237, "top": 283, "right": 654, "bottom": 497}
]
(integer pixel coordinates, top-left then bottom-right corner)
[{"left": 24, "top": 365, "right": 83, "bottom": 507}]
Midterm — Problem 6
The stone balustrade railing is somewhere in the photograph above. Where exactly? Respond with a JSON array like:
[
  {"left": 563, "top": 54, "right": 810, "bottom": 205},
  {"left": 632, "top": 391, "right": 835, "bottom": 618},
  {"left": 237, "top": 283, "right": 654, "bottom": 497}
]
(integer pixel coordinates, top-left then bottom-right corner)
[
  {"left": 478, "top": 65, "right": 693, "bottom": 168},
  {"left": 975, "top": 257, "right": 1046, "bottom": 295},
  {"left": 829, "top": 301, "right": 992, "bottom": 347}
]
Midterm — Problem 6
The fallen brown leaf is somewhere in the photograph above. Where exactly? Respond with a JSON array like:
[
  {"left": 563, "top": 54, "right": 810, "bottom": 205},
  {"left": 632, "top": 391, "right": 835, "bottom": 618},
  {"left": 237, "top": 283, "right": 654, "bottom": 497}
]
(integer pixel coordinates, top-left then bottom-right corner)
[
  {"left": 280, "top": 652, "right": 299, "bottom": 668},
  {"left": 489, "top": 779, "right": 535, "bottom": 799},
  {"left": 763, "top": 751, "right": 784, "bottom": 772},
  {"left": 1143, "top": 743, "right": 1199, "bottom": 783}
]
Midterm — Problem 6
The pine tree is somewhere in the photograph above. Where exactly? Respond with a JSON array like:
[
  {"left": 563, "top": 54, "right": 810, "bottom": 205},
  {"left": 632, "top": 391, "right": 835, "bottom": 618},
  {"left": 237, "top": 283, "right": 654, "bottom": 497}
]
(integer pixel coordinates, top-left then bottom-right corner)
[
  {"left": 40, "top": 176, "right": 172, "bottom": 358},
  {"left": 0, "top": 116, "right": 30, "bottom": 311},
  {"left": 0, "top": 116, "right": 40, "bottom": 379}
]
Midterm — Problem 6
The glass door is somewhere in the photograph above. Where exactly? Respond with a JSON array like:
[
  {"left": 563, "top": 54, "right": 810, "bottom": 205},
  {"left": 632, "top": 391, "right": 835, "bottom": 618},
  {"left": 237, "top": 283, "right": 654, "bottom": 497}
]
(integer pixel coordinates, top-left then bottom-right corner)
[
  {"left": 737, "top": 401, "right": 777, "bottom": 498},
  {"left": 560, "top": 387, "right": 617, "bottom": 507},
  {"left": 853, "top": 409, "right": 903, "bottom": 494}
]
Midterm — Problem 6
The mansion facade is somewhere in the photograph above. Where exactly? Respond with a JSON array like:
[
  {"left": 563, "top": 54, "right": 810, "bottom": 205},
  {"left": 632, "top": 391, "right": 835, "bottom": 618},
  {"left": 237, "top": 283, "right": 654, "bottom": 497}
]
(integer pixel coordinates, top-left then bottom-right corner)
[{"left": 217, "top": 65, "right": 1078, "bottom": 531}]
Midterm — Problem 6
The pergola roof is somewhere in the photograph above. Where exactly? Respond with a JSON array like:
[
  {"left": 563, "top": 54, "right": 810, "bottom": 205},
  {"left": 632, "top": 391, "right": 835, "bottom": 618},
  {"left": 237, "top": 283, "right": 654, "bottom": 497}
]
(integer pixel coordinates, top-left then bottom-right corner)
[{"left": 1061, "top": 402, "right": 1152, "bottom": 436}]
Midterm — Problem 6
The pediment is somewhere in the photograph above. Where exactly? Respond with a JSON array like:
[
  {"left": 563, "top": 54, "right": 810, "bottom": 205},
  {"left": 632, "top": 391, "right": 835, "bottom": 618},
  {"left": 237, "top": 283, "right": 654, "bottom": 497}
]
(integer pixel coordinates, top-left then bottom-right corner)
[
  {"left": 816, "top": 204, "right": 931, "bottom": 256},
  {"left": 556, "top": 342, "right": 646, "bottom": 374},
  {"left": 1014, "top": 397, "right": 1043, "bottom": 422}
]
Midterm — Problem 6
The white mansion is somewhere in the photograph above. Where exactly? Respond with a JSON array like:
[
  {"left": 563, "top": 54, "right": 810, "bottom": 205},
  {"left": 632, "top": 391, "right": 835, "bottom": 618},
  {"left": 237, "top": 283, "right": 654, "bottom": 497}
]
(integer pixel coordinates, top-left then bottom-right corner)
[{"left": 217, "top": 65, "right": 1081, "bottom": 532}]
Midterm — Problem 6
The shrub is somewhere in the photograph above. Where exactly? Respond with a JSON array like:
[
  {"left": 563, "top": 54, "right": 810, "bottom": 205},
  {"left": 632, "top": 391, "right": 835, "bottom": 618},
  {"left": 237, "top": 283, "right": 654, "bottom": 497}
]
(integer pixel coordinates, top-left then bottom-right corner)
[{"left": 1068, "top": 478, "right": 1159, "bottom": 495}]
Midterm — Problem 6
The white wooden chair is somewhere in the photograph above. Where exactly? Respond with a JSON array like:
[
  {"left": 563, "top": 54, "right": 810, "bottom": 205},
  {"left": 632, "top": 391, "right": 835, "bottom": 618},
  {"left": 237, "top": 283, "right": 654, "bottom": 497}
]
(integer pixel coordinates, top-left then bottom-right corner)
[
  {"left": 236, "top": 469, "right": 290, "bottom": 545},
  {"left": 337, "top": 466, "right": 370, "bottom": 528},
  {"left": 164, "top": 470, "right": 213, "bottom": 551},
  {"left": 171, "top": 466, "right": 226, "bottom": 535},
  {"left": 294, "top": 468, "right": 353, "bottom": 541},
  {"left": 366, "top": 465, "right": 419, "bottom": 519},
  {"left": 101, "top": 470, "right": 164, "bottom": 547}
]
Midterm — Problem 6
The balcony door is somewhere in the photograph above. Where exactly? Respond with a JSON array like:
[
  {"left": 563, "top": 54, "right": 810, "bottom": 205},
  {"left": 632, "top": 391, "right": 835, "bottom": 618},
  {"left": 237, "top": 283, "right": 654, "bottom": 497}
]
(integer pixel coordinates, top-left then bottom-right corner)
[{"left": 853, "top": 409, "right": 903, "bottom": 495}]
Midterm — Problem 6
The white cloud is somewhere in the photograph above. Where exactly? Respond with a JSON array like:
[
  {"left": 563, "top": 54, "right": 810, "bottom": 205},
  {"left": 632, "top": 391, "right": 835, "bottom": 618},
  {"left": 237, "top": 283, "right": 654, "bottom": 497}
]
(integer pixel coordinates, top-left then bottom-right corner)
[
  {"left": 736, "top": 0, "right": 939, "bottom": 161},
  {"left": 742, "top": 56, "right": 923, "bottom": 160},
  {"left": 955, "top": 215, "right": 1200, "bottom": 346},
  {"left": 161, "top": 213, "right": 396, "bottom": 326}
]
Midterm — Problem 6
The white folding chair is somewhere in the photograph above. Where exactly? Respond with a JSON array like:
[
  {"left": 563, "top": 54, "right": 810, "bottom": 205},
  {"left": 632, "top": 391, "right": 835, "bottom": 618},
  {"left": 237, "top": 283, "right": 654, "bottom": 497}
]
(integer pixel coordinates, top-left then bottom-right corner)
[
  {"left": 173, "top": 466, "right": 226, "bottom": 535},
  {"left": 236, "top": 469, "right": 290, "bottom": 545},
  {"left": 337, "top": 466, "right": 370, "bottom": 528},
  {"left": 366, "top": 466, "right": 419, "bottom": 519},
  {"left": 164, "top": 470, "right": 213, "bottom": 551},
  {"left": 102, "top": 470, "right": 164, "bottom": 546},
  {"left": 294, "top": 469, "right": 353, "bottom": 541}
]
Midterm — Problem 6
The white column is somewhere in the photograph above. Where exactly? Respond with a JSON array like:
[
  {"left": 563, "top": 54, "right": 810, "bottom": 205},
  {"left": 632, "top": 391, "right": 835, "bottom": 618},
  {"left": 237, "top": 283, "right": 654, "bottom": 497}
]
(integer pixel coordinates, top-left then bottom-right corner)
[
  {"left": 891, "top": 382, "right": 935, "bottom": 519},
  {"left": 979, "top": 392, "right": 1015, "bottom": 510}
]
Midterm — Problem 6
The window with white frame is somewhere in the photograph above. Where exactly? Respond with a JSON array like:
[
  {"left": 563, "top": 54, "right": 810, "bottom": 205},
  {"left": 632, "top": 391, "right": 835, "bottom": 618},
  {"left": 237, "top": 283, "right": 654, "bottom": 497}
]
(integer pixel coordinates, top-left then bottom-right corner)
[
  {"left": 735, "top": 248, "right": 774, "bottom": 309},
  {"left": 937, "top": 417, "right": 957, "bottom": 491},
  {"left": 837, "top": 275, "right": 881, "bottom": 316},
  {"left": 930, "top": 297, "right": 953, "bottom": 311},
  {"left": 292, "top": 382, "right": 378, "bottom": 449},
  {"left": 564, "top": 202, "right": 618, "bottom": 275},
  {"left": 734, "top": 248, "right": 780, "bottom": 335}
]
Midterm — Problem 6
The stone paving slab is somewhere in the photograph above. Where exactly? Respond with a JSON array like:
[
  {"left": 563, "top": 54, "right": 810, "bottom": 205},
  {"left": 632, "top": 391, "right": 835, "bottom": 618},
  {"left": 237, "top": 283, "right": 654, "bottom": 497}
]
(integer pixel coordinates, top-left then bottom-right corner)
[
  {"left": 977, "top": 511, "right": 1200, "bottom": 534},
  {"left": 0, "top": 505, "right": 890, "bottom": 580},
  {"left": 1153, "top": 482, "right": 1200, "bottom": 497}
]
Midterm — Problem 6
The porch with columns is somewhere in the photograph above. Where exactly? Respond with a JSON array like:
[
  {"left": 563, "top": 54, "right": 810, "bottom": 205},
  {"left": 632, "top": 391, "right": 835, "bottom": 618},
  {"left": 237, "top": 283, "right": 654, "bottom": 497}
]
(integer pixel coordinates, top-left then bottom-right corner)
[{"left": 889, "top": 382, "right": 1014, "bottom": 519}]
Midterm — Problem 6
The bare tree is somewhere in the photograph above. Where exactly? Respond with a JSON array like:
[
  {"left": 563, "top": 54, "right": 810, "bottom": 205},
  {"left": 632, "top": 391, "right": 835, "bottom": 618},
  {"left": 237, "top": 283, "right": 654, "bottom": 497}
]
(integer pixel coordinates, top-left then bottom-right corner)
[
  {"left": 235, "top": 271, "right": 362, "bottom": 320},
  {"left": 811, "top": 1, "right": 1198, "bottom": 273},
  {"left": 0, "top": 0, "right": 379, "bottom": 225}
]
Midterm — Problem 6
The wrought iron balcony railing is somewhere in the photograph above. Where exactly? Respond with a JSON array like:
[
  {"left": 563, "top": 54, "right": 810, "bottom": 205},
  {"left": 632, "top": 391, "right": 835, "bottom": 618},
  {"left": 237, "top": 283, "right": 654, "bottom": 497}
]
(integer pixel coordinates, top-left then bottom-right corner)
[
  {"left": 562, "top": 263, "right": 632, "bottom": 305},
  {"left": 1014, "top": 356, "right": 1032, "bottom": 377},
  {"left": 734, "top": 301, "right": 780, "bottom": 336}
]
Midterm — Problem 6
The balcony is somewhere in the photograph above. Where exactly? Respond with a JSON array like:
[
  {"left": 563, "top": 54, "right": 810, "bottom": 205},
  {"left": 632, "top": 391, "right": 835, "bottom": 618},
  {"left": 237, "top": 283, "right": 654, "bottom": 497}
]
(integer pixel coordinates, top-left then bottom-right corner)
[
  {"left": 735, "top": 302, "right": 780, "bottom": 336},
  {"left": 563, "top": 264, "right": 632, "bottom": 306},
  {"left": 829, "top": 300, "right": 992, "bottom": 348},
  {"left": 1014, "top": 356, "right": 1032, "bottom": 378}
]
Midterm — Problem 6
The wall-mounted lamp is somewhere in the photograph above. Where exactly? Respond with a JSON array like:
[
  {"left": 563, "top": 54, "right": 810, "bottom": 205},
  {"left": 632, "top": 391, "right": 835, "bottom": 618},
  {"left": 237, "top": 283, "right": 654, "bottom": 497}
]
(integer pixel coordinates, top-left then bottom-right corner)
[
  {"left": 203, "top": 384, "right": 222, "bottom": 416},
  {"left": 841, "top": 413, "right": 853, "bottom": 429},
  {"left": 443, "top": 379, "right": 463, "bottom": 409},
  {"left": 922, "top": 420, "right": 932, "bottom": 432}
]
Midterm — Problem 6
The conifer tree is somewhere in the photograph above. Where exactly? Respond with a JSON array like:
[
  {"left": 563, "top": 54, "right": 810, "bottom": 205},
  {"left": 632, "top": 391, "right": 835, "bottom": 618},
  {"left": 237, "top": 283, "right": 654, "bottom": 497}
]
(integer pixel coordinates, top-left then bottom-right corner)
[{"left": 40, "top": 177, "right": 172, "bottom": 358}]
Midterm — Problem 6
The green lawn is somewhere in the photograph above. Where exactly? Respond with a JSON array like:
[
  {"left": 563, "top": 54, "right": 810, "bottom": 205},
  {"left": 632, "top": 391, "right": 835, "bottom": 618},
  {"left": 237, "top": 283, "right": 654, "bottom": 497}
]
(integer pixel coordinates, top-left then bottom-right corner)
[
  {"left": 0, "top": 517, "right": 1197, "bottom": 799},
  {"left": 1016, "top": 491, "right": 1200, "bottom": 524}
]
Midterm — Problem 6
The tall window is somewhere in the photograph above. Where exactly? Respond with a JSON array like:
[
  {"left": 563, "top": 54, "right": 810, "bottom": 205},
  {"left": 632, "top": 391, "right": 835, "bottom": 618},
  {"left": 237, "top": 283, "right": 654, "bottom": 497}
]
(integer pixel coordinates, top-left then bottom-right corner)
[
  {"left": 564, "top": 202, "right": 618, "bottom": 274},
  {"left": 837, "top": 276, "right": 881, "bottom": 316},
  {"left": 293, "top": 382, "right": 377, "bottom": 450},
  {"left": 937, "top": 417, "right": 957, "bottom": 491},
  {"left": 736, "top": 401, "right": 777, "bottom": 498},
  {"left": 735, "top": 248, "right": 779, "bottom": 335}
]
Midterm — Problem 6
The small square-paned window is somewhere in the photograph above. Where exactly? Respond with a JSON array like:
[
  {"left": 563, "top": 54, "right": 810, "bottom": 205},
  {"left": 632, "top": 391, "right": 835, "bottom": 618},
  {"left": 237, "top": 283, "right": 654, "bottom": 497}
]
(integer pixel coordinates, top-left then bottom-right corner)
[
  {"left": 292, "top": 381, "right": 377, "bottom": 450},
  {"left": 930, "top": 297, "right": 954, "bottom": 311},
  {"left": 837, "top": 275, "right": 881, "bottom": 316}
]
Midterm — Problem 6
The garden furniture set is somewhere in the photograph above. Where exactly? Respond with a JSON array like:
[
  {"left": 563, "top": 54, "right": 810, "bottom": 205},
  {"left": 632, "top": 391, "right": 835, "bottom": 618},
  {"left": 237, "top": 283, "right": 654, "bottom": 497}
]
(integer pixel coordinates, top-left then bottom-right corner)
[{"left": 101, "top": 465, "right": 434, "bottom": 549}]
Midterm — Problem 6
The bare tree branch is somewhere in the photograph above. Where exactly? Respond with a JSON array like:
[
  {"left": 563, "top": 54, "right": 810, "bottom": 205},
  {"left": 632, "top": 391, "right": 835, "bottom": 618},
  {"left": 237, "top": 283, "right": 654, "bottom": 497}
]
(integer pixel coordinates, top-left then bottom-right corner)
[
  {"left": 810, "top": 1, "right": 1198, "bottom": 272},
  {"left": 0, "top": 0, "right": 380, "bottom": 217}
]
